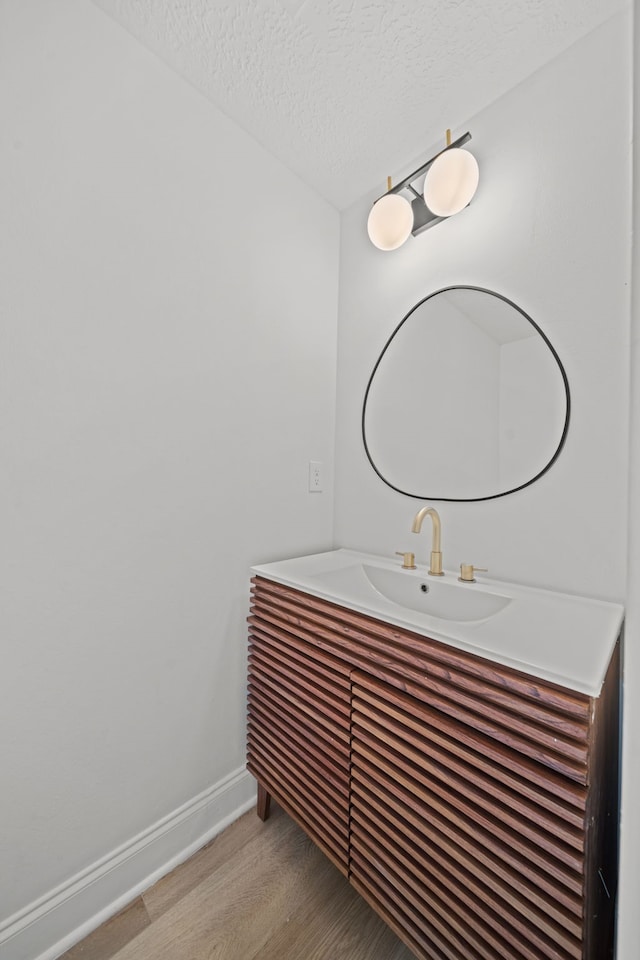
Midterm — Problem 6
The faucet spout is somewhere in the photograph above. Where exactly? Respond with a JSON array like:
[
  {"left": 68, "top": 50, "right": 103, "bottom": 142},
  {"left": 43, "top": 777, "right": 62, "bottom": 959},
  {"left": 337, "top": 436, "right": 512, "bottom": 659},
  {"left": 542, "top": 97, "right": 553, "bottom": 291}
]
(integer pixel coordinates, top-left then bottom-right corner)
[{"left": 411, "top": 507, "right": 444, "bottom": 576}]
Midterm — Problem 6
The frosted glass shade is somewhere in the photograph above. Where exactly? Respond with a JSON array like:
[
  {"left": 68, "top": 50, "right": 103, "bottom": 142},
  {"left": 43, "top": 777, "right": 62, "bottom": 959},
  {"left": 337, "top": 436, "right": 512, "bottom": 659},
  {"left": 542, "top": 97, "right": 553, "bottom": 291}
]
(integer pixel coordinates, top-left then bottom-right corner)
[
  {"left": 423, "top": 148, "right": 479, "bottom": 217},
  {"left": 367, "top": 193, "right": 413, "bottom": 250}
]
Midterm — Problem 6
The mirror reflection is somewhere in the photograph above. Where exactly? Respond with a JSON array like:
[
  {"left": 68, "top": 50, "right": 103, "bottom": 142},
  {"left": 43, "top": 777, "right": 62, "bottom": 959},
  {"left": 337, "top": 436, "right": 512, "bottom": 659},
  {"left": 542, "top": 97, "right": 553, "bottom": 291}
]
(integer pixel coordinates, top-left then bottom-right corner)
[{"left": 362, "top": 287, "right": 570, "bottom": 501}]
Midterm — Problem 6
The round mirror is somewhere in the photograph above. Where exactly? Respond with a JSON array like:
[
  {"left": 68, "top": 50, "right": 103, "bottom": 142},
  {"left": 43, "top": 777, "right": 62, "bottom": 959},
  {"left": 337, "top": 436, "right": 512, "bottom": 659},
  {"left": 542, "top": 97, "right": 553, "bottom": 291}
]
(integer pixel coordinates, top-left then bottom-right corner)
[{"left": 362, "top": 286, "right": 570, "bottom": 501}]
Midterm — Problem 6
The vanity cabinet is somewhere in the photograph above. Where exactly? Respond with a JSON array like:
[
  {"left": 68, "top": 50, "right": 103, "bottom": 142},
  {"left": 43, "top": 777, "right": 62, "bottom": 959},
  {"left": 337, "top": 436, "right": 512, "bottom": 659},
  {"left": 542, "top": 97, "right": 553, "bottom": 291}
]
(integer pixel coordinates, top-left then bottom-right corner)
[{"left": 247, "top": 576, "right": 620, "bottom": 960}]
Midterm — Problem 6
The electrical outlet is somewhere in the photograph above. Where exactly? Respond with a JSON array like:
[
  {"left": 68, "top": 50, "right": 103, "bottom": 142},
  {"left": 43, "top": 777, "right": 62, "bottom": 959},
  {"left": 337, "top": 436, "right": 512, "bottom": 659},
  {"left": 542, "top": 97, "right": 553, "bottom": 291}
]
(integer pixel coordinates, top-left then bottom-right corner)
[{"left": 308, "top": 460, "right": 323, "bottom": 492}]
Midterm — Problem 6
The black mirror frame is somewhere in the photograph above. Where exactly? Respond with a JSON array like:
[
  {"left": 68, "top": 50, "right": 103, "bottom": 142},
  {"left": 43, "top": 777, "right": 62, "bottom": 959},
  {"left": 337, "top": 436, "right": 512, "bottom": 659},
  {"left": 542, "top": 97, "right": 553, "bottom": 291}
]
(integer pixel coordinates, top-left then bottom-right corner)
[{"left": 361, "top": 285, "right": 571, "bottom": 502}]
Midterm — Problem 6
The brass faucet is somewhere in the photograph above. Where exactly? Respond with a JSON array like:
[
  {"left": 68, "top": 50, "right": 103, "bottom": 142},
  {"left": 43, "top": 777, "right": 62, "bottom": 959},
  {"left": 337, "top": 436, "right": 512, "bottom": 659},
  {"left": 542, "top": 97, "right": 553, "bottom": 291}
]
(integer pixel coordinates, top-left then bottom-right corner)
[{"left": 411, "top": 506, "right": 444, "bottom": 576}]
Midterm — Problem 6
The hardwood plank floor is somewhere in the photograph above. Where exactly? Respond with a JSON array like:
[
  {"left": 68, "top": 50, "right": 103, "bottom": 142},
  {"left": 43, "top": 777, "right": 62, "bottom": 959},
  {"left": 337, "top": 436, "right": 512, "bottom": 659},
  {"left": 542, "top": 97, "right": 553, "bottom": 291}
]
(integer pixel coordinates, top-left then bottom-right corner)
[{"left": 60, "top": 802, "right": 415, "bottom": 960}]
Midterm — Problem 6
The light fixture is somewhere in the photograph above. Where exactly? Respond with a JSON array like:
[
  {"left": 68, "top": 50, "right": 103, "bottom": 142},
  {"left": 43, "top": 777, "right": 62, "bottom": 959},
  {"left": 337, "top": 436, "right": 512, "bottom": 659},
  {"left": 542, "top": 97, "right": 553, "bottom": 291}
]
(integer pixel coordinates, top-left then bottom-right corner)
[
  {"left": 367, "top": 182, "right": 413, "bottom": 251},
  {"left": 424, "top": 142, "right": 479, "bottom": 217},
  {"left": 366, "top": 130, "right": 479, "bottom": 250}
]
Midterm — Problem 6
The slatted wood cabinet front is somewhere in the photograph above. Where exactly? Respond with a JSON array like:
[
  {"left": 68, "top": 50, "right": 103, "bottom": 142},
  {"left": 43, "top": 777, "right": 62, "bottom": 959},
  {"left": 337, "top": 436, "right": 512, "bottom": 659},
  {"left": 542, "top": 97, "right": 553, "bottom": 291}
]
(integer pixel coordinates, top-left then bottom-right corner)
[{"left": 247, "top": 576, "right": 620, "bottom": 960}]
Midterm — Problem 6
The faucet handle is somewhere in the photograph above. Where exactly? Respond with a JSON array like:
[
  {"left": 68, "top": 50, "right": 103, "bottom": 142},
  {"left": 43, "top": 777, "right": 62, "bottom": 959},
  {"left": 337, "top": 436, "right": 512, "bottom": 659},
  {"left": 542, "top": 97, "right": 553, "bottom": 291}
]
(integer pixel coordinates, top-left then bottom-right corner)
[
  {"left": 395, "top": 551, "right": 416, "bottom": 570},
  {"left": 458, "top": 563, "right": 488, "bottom": 583}
]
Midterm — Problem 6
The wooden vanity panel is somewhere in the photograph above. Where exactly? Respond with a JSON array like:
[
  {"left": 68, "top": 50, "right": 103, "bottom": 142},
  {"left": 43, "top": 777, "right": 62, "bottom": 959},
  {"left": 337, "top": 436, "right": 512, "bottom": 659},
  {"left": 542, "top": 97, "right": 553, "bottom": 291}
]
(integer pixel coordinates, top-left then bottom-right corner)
[
  {"left": 248, "top": 623, "right": 352, "bottom": 692},
  {"left": 248, "top": 685, "right": 350, "bottom": 772},
  {"left": 352, "top": 692, "right": 586, "bottom": 853},
  {"left": 351, "top": 824, "right": 581, "bottom": 960},
  {"left": 246, "top": 614, "right": 351, "bottom": 876},
  {"left": 351, "top": 787, "right": 583, "bottom": 936},
  {"left": 250, "top": 577, "right": 592, "bottom": 782},
  {"left": 246, "top": 577, "right": 621, "bottom": 960},
  {"left": 247, "top": 731, "right": 347, "bottom": 837},
  {"left": 247, "top": 722, "right": 348, "bottom": 811},
  {"left": 247, "top": 652, "right": 350, "bottom": 738},
  {"left": 248, "top": 752, "right": 348, "bottom": 873},
  {"left": 582, "top": 640, "right": 620, "bottom": 960},
  {"left": 352, "top": 682, "right": 587, "bottom": 826},
  {"left": 350, "top": 671, "right": 585, "bottom": 960},
  {"left": 351, "top": 738, "right": 583, "bottom": 896}
]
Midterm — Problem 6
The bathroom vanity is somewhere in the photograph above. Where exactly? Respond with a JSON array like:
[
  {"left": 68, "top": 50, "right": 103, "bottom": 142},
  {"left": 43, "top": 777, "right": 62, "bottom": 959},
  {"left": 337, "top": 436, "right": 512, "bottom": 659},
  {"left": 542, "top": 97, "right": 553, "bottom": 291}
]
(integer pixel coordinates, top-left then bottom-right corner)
[{"left": 246, "top": 550, "right": 623, "bottom": 960}]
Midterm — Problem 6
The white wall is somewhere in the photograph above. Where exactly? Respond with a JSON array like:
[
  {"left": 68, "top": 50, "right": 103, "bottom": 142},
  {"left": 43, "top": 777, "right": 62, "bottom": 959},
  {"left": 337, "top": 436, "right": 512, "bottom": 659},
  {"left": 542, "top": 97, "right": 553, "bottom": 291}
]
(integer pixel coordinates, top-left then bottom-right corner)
[
  {"left": 0, "top": 0, "right": 338, "bottom": 955},
  {"left": 617, "top": 3, "right": 640, "bottom": 957},
  {"left": 335, "top": 11, "right": 631, "bottom": 603}
]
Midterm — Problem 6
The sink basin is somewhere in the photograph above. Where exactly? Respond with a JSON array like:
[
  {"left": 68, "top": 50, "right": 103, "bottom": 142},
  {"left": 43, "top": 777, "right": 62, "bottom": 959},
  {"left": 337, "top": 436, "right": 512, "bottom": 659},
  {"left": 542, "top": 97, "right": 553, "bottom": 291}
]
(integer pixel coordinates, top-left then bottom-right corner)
[
  {"left": 310, "top": 562, "right": 510, "bottom": 622},
  {"left": 362, "top": 565, "right": 510, "bottom": 621}
]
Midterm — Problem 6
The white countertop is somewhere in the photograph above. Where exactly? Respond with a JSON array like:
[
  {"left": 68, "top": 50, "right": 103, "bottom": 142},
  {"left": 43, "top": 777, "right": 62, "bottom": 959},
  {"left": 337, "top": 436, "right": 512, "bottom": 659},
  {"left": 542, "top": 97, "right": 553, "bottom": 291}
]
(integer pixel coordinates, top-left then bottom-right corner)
[{"left": 251, "top": 548, "right": 624, "bottom": 697}]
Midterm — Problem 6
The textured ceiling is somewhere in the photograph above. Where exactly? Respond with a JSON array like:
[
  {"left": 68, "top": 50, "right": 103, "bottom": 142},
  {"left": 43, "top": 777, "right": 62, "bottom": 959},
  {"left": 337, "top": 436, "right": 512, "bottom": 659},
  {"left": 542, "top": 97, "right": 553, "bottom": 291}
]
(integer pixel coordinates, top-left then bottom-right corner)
[{"left": 90, "top": 0, "right": 629, "bottom": 209}]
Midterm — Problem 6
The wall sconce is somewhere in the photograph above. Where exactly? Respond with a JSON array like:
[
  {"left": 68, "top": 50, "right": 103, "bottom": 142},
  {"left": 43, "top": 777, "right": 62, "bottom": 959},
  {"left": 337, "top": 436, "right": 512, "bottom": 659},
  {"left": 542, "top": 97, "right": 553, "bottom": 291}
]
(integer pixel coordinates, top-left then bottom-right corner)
[{"left": 367, "top": 130, "right": 479, "bottom": 251}]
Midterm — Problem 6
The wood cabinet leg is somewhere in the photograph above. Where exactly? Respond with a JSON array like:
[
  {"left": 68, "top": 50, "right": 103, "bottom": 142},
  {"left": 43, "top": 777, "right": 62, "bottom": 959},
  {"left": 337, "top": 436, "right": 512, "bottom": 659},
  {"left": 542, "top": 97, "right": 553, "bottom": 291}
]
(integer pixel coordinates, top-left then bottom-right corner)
[{"left": 256, "top": 782, "right": 271, "bottom": 821}]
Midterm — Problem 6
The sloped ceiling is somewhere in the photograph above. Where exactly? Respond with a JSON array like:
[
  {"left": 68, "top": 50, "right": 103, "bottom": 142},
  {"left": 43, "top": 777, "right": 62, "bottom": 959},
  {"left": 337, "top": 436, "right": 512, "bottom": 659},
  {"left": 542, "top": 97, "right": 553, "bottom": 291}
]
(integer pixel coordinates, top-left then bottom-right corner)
[{"left": 90, "top": 0, "right": 629, "bottom": 209}]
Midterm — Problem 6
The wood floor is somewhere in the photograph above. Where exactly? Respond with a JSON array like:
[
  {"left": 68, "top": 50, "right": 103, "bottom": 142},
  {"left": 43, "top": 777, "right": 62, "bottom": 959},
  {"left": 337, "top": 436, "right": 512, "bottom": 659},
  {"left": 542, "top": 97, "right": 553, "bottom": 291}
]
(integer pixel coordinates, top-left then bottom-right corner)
[{"left": 60, "top": 802, "right": 415, "bottom": 960}]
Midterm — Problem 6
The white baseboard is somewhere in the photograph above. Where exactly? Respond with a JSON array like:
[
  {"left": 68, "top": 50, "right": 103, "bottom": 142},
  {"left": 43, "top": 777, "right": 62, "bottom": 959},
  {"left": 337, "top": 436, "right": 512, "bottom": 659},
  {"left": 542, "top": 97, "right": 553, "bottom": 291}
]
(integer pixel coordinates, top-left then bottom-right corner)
[{"left": 0, "top": 767, "right": 256, "bottom": 960}]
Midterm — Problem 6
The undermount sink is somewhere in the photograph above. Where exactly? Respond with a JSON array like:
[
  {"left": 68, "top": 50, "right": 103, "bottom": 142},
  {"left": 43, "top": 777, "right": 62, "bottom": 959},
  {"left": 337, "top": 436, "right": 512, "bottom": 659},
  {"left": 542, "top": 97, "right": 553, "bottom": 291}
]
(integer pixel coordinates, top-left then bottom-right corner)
[{"left": 310, "top": 561, "right": 510, "bottom": 622}]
